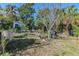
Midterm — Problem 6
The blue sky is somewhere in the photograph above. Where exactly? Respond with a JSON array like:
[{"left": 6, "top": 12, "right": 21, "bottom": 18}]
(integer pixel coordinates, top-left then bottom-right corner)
[
  {"left": 0, "top": 3, "right": 79, "bottom": 9},
  {"left": 0, "top": 3, "right": 79, "bottom": 11}
]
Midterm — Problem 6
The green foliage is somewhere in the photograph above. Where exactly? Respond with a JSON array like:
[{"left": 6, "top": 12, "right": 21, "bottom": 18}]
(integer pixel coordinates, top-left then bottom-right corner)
[
  {"left": 0, "top": 52, "right": 12, "bottom": 56},
  {"left": 36, "top": 8, "right": 50, "bottom": 29},
  {"left": 35, "top": 19, "right": 44, "bottom": 29},
  {"left": 2, "top": 21, "right": 13, "bottom": 30},
  {"left": 72, "top": 25, "right": 79, "bottom": 37},
  {"left": 5, "top": 4, "right": 17, "bottom": 21},
  {"left": 15, "top": 24, "right": 21, "bottom": 32},
  {"left": 18, "top": 3, "right": 35, "bottom": 30},
  {"left": 18, "top": 3, "right": 35, "bottom": 16}
]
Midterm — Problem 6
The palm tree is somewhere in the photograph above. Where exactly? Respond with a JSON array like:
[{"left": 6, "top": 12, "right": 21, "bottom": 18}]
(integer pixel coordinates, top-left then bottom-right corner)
[{"left": 62, "top": 5, "right": 78, "bottom": 35}]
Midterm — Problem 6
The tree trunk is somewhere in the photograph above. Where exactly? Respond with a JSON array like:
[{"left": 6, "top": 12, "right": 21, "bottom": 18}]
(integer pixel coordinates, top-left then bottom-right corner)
[{"left": 48, "top": 30, "right": 51, "bottom": 40}]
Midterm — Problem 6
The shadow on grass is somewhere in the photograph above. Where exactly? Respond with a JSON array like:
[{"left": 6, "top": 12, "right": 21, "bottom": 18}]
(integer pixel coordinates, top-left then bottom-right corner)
[{"left": 5, "top": 38, "right": 36, "bottom": 53}]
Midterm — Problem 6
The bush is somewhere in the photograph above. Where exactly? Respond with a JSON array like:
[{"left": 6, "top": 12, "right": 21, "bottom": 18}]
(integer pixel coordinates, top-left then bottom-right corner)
[{"left": 72, "top": 25, "right": 79, "bottom": 37}]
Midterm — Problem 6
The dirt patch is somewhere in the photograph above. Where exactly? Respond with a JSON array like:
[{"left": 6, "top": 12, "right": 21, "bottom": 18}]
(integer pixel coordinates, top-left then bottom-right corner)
[{"left": 13, "top": 39, "right": 79, "bottom": 56}]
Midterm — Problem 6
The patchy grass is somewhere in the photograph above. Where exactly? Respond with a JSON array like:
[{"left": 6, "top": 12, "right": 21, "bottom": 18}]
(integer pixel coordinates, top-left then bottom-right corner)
[
  {"left": 0, "top": 32, "right": 79, "bottom": 56},
  {"left": 13, "top": 38, "right": 79, "bottom": 56},
  {"left": 50, "top": 39, "right": 79, "bottom": 56}
]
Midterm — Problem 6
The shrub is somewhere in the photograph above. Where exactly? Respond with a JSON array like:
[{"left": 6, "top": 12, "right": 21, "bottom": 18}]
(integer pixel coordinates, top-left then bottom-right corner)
[{"left": 72, "top": 25, "right": 79, "bottom": 37}]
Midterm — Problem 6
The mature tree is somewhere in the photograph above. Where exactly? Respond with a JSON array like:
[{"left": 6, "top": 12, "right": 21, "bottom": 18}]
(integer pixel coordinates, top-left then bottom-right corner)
[
  {"left": 5, "top": 4, "right": 21, "bottom": 31},
  {"left": 61, "top": 5, "right": 78, "bottom": 35},
  {"left": 18, "top": 3, "right": 35, "bottom": 30},
  {"left": 36, "top": 4, "right": 61, "bottom": 39}
]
